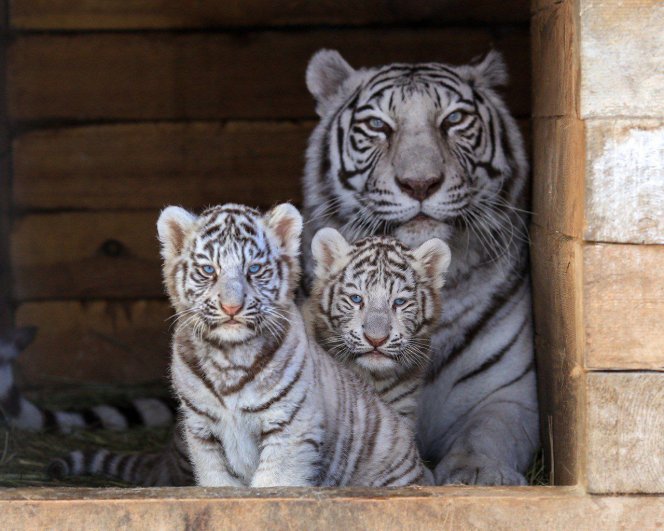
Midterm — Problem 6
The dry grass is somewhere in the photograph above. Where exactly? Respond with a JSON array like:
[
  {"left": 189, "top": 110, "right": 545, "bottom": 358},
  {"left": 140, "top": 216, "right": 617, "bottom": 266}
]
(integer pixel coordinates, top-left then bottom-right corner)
[{"left": 0, "top": 385, "right": 548, "bottom": 488}]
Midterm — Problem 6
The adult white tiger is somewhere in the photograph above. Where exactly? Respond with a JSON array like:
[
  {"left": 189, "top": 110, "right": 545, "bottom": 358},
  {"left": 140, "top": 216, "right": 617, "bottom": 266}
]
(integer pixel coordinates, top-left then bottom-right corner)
[{"left": 302, "top": 49, "right": 538, "bottom": 485}]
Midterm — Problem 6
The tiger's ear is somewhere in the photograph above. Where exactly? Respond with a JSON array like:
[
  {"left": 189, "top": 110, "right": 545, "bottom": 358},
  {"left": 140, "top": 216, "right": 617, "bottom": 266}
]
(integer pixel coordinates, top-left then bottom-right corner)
[
  {"left": 157, "top": 206, "right": 197, "bottom": 261},
  {"left": 264, "top": 203, "right": 303, "bottom": 258},
  {"left": 306, "top": 49, "right": 355, "bottom": 114},
  {"left": 466, "top": 49, "right": 508, "bottom": 88},
  {"left": 311, "top": 228, "right": 351, "bottom": 279},
  {"left": 413, "top": 238, "right": 451, "bottom": 291}
]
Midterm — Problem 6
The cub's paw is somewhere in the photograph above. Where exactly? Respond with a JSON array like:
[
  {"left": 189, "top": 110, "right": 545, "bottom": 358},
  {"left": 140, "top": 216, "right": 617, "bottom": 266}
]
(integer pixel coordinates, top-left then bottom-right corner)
[{"left": 434, "top": 452, "right": 527, "bottom": 486}]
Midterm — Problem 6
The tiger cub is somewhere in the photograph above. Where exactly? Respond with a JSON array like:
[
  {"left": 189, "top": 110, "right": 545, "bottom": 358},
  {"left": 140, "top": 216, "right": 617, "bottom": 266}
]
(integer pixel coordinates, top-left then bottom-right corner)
[
  {"left": 307, "top": 229, "right": 450, "bottom": 423},
  {"left": 0, "top": 327, "right": 174, "bottom": 433}
]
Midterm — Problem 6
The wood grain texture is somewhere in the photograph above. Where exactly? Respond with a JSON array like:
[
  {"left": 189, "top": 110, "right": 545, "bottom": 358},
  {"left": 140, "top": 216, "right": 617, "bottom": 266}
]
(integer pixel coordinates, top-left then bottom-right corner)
[
  {"left": 584, "top": 119, "right": 664, "bottom": 244},
  {"left": 579, "top": 0, "right": 664, "bottom": 118},
  {"left": 10, "top": 0, "right": 530, "bottom": 29},
  {"left": 532, "top": 116, "right": 584, "bottom": 238},
  {"left": 530, "top": 225, "right": 585, "bottom": 486},
  {"left": 586, "top": 372, "right": 664, "bottom": 493},
  {"left": 584, "top": 243, "right": 664, "bottom": 370},
  {"left": 13, "top": 122, "right": 309, "bottom": 211},
  {"left": 15, "top": 300, "right": 171, "bottom": 385},
  {"left": 7, "top": 29, "right": 530, "bottom": 123},
  {"left": 531, "top": 0, "right": 579, "bottom": 118},
  {"left": 11, "top": 211, "right": 162, "bottom": 300},
  {"left": 2, "top": 486, "right": 664, "bottom": 530}
]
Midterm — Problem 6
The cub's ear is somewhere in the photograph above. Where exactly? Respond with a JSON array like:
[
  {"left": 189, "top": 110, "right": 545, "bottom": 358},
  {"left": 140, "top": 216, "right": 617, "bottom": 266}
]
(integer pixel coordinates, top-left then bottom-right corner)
[
  {"left": 465, "top": 49, "right": 508, "bottom": 89},
  {"left": 264, "top": 203, "right": 303, "bottom": 258},
  {"left": 311, "top": 228, "right": 351, "bottom": 279},
  {"left": 157, "top": 206, "right": 197, "bottom": 260},
  {"left": 306, "top": 49, "right": 355, "bottom": 114},
  {"left": 413, "top": 238, "right": 451, "bottom": 291},
  {"left": 12, "top": 326, "right": 38, "bottom": 351}
]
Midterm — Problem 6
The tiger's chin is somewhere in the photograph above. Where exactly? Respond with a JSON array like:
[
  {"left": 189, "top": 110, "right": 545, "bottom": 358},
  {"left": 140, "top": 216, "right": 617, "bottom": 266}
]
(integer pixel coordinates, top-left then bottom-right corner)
[
  {"left": 355, "top": 351, "right": 400, "bottom": 375},
  {"left": 206, "top": 321, "right": 257, "bottom": 344},
  {"left": 393, "top": 217, "right": 453, "bottom": 248}
]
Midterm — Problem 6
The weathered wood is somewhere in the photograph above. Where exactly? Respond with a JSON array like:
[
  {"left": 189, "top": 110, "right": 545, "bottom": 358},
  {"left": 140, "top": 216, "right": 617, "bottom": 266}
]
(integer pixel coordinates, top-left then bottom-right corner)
[
  {"left": 11, "top": 211, "right": 162, "bottom": 300},
  {"left": 2, "top": 486, "right": 664, "bottom": 530},
  {"left": 532, "top": 116, "right": 585, "bottom": 238},
  {"left": 529, "top": 225, "right": 584, "bottom": 486},
  {"left": 13, "top": 122, "right": 309, "bottom": 211},
  {"left": 586, "top": 372, "right": 664, "bottom": 493},
  {"left": 584, "top": 243, "right": 664, "bottom": 370},
  {"left": 15, "top": 300, "right": 171, "bottom": 385},
  {"left": 531, "top": 0, "right": 579, "bottom": 118},
  {"left": 584, "top": 119, "right": 664, "bottom": 244},
  {"left": 7, "top": 29, "right": 531, "bottom": 123},
  {"left": 10, "top": 0, "right": 530, "bottom": 29},
  {"left": 579, "top": 0, "right": 664, "bottom": 118}
]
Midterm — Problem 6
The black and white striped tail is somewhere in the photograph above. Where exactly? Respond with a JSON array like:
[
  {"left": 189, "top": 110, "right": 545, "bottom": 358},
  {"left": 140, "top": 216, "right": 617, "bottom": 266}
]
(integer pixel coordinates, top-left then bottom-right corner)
[
  {"left": 48, "top": 433, "right": 193, "bottom": 487},
  {"left": 0, "top": 326, "right": 175, "bottom": 433}
]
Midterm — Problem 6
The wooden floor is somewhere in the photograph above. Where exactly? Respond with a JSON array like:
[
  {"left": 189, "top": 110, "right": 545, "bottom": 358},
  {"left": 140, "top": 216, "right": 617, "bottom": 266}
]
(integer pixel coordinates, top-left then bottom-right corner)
[{"left": 2, "top": 486, "right": 663, "bottom": 530}]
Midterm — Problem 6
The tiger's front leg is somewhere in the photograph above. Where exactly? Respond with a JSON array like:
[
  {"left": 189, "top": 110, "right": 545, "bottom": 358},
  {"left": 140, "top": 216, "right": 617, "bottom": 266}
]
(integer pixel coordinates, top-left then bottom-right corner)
[
  {"left": 250, "top": 431, "right": 321, "bottom": 488},
  {"left": 184, "top": 424, "right": 245, "bottom": 487}
]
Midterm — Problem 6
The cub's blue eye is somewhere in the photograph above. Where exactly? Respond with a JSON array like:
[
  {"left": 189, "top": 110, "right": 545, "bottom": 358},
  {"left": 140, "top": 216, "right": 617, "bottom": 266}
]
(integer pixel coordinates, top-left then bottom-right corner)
[
  {"left": 248, "top": 264, "right": 261, "bottom": 274},
  {"left": 445, "top": 111, "right": 464, "bottom": 125},
  {"left": 201, "top": 265, "right": 215, "bottom": 275},
  {"left": 350, "top": 294, "right": 363, "bottom": 304},
  {"left": 394, "top": 298, "right": 406, "bottom": 307}
]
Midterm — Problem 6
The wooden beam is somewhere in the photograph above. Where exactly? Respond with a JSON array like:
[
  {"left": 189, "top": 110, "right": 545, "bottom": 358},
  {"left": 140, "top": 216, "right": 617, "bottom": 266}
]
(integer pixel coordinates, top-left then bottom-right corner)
[
  {"left": 584, "top": 119, "right": 664, "bottom": 245},
  {"left": 531, "top": 0, "right": 579, "bottom": 118},
  {"left": 2, "top": 487, "right": 664, "bottom": 529},
  {"left": 10, "top": 0, "right": 530, "bottom": 29},
  {"left": 584, "top": 243, "right": 664, "bottom": 370},
  {"left": 529, "top": 225, "right": 585, "bottom": 486},
  {"left": 15, "top": 300, "right": 171, "bottom": 385},
  {"left": 13, "top": 122, "right": 309, "bottom": 211},
  {"left": 586, "top": 373, "right": 664, "bottom": 493},
  {"left": 11, "top": 211, "right": 162, "bottom": 300},
  {"left": 531, "top": 116, "right": 585, "bottom": 238},
  {"left": 579, "top": 0, "right": 664, "bottom": 119},
  {"left": 7, "top": 29, "right": 531, "bottom": 123}
]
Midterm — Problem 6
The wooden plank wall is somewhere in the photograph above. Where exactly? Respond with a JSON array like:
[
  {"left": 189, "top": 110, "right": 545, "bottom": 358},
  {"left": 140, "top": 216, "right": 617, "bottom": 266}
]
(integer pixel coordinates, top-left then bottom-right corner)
[
  {"left": 3, "top": 1, "right": 532, "bottom": 384},
  {"left": 531, "top": 0, "right": 664, "bottom": 492}
]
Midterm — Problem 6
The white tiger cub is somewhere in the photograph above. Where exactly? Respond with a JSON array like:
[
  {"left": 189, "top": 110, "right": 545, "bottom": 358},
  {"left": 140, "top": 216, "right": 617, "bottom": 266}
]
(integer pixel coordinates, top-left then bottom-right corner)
[
  {"left": 159, "top": 203, "right": 428, "bottom": 487},
  {"left": 307, "top": 230, "right": 450, "bottom": 424}
]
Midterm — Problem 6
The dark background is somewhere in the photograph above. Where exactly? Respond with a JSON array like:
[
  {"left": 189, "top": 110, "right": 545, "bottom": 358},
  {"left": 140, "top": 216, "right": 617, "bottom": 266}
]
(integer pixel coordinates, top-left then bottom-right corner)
[{"left": 0, "top": 0, "right": 531, "bottom": 385}]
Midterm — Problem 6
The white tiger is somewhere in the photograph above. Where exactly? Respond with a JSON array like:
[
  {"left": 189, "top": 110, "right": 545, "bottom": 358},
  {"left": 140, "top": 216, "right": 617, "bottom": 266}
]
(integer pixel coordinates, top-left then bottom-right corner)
[
  {"left": 149, "top": 203, "right": 428, "bottom": 487},
  {"left": 302, "top": 49, "right": 538, "bottom": 485},
  {"left": 307, "top": 230, "right": 450, "bottom": 424}
]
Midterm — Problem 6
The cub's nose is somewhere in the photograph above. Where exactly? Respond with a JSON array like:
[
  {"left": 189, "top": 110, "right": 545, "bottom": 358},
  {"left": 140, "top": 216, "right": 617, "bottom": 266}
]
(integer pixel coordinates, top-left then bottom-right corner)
[
  {"left": 364, "top": 333, "right": 388, "bottom": 348},
  {"left": 396, "top": 175, "right": 443, "bottom": 202},
  {"left": 221, "top": 303, "right": 243, "bottom": 317}
]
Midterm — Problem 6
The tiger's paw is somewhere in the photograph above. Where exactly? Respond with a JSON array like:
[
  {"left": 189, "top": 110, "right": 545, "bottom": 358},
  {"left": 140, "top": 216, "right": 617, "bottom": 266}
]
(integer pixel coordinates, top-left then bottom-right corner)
[{"left": 434, "top": 452, "right": 527, "bottom": 486}]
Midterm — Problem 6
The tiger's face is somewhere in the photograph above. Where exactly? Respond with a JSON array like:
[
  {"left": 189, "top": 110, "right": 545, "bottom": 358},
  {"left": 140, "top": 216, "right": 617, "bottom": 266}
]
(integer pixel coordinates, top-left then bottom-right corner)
[
  {"left": 311, "top": 229, "right": 450, "bottom": 377},
  {"left": 304, "top": 49, "right": 527, "bottom": 253},
  {"left": 157, "top": 203, "right": 302, "bottom": 345}
]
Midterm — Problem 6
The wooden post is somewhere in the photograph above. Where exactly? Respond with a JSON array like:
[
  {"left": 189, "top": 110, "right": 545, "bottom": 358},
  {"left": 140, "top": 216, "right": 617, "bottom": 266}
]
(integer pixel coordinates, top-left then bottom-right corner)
[{"left": 531, "top": 0, "right": 664, "bottom": 493}]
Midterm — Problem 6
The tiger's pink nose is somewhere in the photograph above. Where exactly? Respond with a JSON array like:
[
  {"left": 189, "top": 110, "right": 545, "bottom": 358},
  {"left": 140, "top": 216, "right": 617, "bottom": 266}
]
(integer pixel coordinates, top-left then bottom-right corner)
[
  {"left": 221, "top": 304, "right": 242, "bottom": 317},
  {"left": 364, "top": 333, "right": 388, "bottom": 348}
]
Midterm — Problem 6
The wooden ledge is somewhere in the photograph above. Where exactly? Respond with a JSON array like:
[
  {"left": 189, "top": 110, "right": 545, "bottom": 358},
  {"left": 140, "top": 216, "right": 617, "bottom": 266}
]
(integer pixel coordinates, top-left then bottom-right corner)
[{"left": 2, "top": 486, "right": 663, "bottom": 529}]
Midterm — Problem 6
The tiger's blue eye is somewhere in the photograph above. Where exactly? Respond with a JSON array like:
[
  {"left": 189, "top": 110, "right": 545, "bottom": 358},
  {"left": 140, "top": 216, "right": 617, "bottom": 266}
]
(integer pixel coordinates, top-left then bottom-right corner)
[
  {"left": 369, "top": 118, "right": 385, "bottom": 129},
  {"left": 394, "top": 298, "right": 406, "bottom": 307},
  {"left": 201, "top": 265, "right": 215, "bottom": 275},
  {"left": 350, "top": 294, "right": 363, "bottom": 304},
  {"left": 248, "top": 263, "right": 261, "bottom": 274},
  {"left": 445, "top": 111, "right": 464, "bottom": 125}
]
